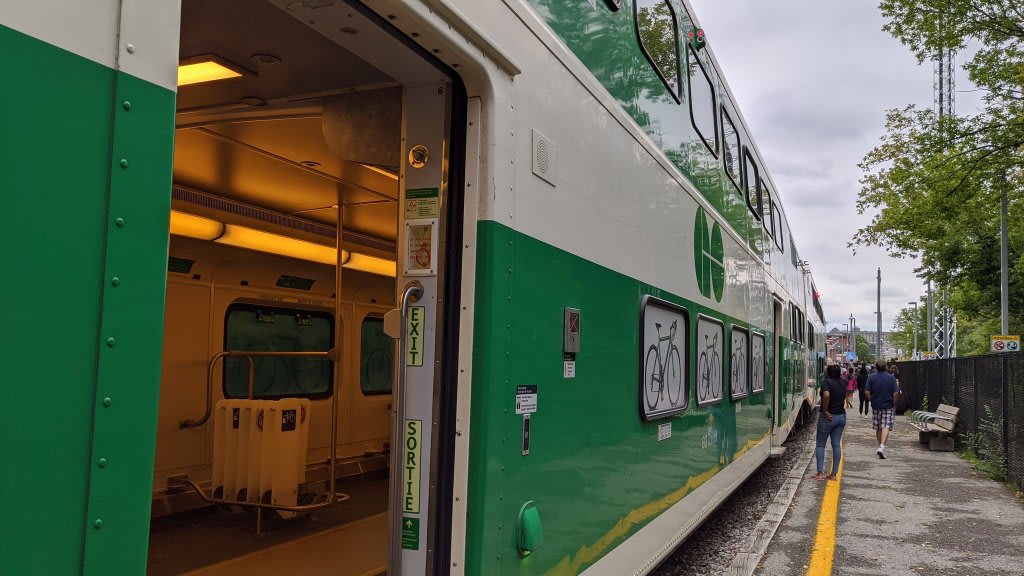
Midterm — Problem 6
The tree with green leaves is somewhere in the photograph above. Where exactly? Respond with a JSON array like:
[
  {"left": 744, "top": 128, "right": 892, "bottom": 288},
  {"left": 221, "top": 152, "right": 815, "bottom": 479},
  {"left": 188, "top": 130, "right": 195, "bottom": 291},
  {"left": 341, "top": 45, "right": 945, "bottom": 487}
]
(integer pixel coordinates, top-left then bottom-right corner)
[{"left": 854, "top": 0, "right": 1024, "bottom": 355}]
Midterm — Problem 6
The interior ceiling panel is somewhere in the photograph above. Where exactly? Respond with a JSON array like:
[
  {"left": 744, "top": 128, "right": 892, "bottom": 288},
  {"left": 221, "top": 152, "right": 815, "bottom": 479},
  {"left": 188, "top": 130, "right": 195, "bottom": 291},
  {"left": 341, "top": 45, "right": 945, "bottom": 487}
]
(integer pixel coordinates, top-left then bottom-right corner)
[
  {"left": 177, "top": 0, "right": 394, "bottom": 111},
  {"left": 173, "top": 128, "right": 396, "bottom": 238},
  {"left": 173, "top": 0, "right": 401, "bottom": 244}
]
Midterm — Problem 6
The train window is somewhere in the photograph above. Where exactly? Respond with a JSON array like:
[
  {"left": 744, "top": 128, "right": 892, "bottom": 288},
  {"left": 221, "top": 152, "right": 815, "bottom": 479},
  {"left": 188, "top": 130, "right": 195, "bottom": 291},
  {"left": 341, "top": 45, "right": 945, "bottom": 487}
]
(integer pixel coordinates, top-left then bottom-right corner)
[
  {"left": 775, "top": 210, "right": 785, "bottom": 252},
  {"left": 635, "top": 0, "right": 681, "bottom": 102},
  {"left": 743, "top": 150, "right": 761, "bottom": 220},
  {"left": 751, "top": 333, "right": 766, "bottom": 393},
  {"left": 360, "top": 316, "right": 393, "bottom": 395},
  {"left": 640, "top": 296, "right": 689, "bottom": 420},
  {"left": 721, "top": 108, "right": 741, "bottom": 191},
  {"left": 808, "top": 321, "right": 815, "bottom": 349},
  {"left": 696, "top": 315, "right": 724, "bottom": 406},
  {"left": 761, "top": 184, "right": 774, "bottom": 236},
  {"left": 730, "top": 326, "right": 749, "bottom": 399},
  {"left": 223, "top": 303, "right": 334, "bottom": 399},
  {"left": 798, "top": 310, "right": 805, "bottom": 343},
  {"left": 687, "top": 45, "right": 718, "bottom": 155}
]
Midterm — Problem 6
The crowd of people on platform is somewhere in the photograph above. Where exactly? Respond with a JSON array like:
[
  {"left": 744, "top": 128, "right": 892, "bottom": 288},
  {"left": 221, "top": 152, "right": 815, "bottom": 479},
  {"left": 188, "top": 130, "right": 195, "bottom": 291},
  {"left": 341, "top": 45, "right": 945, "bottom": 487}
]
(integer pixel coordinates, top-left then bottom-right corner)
[{"left": 812, "top": 360, "right": 903, "bottom": 481}]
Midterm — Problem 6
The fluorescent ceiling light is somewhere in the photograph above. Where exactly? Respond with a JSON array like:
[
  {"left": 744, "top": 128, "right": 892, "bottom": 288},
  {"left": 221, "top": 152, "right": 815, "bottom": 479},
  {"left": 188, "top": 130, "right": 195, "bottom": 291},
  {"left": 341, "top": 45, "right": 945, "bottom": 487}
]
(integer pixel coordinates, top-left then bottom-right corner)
[
  {"left": 178, "top": 55, "right": 245, "bottom": 86},
  {"left": 169, "top": 210, "right": 224, "bottom": 240},
  {"left": 168, "top": 210, "right": 394, "bottom": 277},
  {"left": 216, "top": 225, "right": 343, "bottom": 267},
  {"left": 345, "top": 253, "right": 397, "bottom": 277}
]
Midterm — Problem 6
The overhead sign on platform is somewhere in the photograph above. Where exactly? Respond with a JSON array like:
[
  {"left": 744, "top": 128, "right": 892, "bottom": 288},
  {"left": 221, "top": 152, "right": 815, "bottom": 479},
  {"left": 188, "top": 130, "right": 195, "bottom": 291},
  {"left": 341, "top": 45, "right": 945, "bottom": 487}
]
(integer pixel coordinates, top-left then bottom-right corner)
[{"left": 991, "top": 335, "right": 1020, "bottom": 353}]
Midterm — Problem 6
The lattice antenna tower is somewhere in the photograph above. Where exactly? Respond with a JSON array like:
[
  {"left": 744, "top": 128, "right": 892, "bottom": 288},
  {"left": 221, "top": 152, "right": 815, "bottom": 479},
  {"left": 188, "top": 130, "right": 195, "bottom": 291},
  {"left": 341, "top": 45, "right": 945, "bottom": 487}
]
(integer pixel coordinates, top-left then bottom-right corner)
[{"left": 934, "top": 46, "right": 955, "bottom": 119}]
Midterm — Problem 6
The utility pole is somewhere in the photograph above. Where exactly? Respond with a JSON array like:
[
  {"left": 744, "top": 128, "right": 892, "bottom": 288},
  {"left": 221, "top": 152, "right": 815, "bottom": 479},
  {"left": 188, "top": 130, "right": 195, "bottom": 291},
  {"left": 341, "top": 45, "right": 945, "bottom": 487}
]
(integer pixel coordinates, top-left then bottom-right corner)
[
  {"left": 1001, "top": 174, "right": 1010, "bottom": 335},
  {"left": 927, "top": 279, "right": 934, "bottom": 355},
  {"left": 876, "top": 266, "right": 884, "bottom": 360},
  {"left": 852, "top": 317, "right": 857, "bottom": 358},
  {"left": 943, "top": 289, "right": 949, "bottom": 358},
  {"left": 909, "top": 301, "right": 919, "bottom": 360}
]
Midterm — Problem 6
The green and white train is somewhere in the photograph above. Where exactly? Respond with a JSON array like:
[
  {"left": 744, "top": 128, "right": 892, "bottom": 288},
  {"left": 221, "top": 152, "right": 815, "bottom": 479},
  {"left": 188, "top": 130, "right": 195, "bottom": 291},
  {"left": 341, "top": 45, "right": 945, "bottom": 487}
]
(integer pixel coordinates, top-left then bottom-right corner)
[{"left": 1, "top": 0, "right": 826, "bottom": 574}]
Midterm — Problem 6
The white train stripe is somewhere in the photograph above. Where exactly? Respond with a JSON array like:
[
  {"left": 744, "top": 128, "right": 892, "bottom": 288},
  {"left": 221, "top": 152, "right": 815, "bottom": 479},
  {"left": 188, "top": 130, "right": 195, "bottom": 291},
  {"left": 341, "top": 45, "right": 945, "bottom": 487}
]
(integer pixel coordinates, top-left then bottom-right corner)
[
  {"left": 1, "top": 0, "right": 120, "bottom": 71},
  {"left": 118, "top": 0, "right": 182, "bottom": 92},
  {"left": 1, "top": 0, "right": 180, "bottom": 92}
]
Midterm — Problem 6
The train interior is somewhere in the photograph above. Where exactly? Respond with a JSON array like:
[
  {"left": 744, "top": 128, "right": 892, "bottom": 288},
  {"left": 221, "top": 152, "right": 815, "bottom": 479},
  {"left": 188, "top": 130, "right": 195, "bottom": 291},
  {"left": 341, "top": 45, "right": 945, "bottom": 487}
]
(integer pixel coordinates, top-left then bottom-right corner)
[{"left": 147, "top": 1, "right": 448, "bottom": 573}]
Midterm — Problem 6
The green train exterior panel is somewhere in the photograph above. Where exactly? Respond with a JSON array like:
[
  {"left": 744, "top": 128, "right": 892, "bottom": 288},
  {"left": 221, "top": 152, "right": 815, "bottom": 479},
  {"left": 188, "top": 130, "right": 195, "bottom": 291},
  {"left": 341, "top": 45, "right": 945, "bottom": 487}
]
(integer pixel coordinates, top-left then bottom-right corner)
[
  {"left": 0, "top": 25, "right": 175, "bottom": 575},
  {"left": 466, "top": 221, "right": 773, "bottom": 575}
]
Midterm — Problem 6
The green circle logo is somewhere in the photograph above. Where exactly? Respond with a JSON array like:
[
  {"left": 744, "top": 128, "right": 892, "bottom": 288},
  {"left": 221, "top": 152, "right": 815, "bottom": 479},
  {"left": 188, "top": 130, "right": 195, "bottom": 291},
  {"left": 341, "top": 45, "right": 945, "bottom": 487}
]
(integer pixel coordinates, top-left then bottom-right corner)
[{"left": 694, "top": 206, "right": 724, "bottom": 302}]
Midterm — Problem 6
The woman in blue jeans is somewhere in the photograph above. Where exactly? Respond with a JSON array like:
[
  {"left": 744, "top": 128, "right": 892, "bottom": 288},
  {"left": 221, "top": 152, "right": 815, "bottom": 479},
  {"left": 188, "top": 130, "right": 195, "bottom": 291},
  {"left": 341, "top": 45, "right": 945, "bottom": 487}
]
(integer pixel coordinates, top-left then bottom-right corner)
[{"left": 813, "top": 364, "right": 847, "bottom": 480}]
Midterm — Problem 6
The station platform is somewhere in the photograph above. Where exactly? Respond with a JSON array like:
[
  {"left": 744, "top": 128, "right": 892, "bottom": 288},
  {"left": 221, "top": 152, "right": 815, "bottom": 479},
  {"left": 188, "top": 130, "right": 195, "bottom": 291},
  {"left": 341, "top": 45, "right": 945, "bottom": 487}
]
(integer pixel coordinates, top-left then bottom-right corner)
[{"left": 756, "top": 412, "right": 1024, "bottom": 575}]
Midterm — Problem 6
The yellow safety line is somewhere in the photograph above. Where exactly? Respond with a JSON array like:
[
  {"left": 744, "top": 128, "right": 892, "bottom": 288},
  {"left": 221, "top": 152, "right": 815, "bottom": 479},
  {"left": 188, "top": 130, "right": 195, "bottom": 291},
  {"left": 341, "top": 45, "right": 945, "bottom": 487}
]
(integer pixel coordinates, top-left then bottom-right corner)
[{"left": 806, "top": 437, "right": 844, "bottom": 576}]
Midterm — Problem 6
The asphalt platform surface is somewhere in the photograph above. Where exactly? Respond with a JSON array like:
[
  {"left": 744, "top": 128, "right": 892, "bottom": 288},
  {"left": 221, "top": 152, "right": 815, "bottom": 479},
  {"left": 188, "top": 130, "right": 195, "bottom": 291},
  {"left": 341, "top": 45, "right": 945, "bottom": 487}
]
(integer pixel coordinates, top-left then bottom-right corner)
[{"left": 756, "top": 412, "right": 1024, "bottom": 575}]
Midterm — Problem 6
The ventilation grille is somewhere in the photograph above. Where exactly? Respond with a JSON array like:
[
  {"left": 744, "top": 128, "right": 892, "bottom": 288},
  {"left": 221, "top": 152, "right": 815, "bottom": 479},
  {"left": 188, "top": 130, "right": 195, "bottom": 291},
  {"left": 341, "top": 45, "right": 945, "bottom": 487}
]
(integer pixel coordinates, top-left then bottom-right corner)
[
  {"left": 171, "top": 186, "right": 396, "bottom": 255},
  {"left": 276, "top": 275, "right": 315, "bottom": 291},
  {"left": 168, "top": 256, "right": 195, "bottom": 274},
  {"left": 531, "top": 129, "right": 557, "bottom": 186}
]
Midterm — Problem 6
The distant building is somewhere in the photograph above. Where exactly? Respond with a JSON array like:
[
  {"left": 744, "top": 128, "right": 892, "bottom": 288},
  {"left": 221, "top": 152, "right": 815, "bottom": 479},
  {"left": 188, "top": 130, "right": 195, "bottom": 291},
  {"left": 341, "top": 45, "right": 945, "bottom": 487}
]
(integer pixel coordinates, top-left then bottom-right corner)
[{"left": 827, "top": 327, "right": 897, "bottom": 362}]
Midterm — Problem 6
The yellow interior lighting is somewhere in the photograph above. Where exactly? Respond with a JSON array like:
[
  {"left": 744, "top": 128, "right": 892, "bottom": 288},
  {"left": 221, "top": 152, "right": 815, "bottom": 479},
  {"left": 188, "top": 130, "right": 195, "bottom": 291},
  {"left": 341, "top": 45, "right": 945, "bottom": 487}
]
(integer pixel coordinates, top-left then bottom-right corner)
[
  {"left": 177, "top": 57, "right": 244, "bottom": 86},
  {"left": 169, "top": 210, "right": 224, "bottom": 240},
  {"left": 216, "top": 225, "right": 343, "bottom": 266},
  {"left": 344, "top": 253, "right": 397, "bottom": 277},
  {"left": 168, "top": 210, "right": 396, "bottom": 277}
]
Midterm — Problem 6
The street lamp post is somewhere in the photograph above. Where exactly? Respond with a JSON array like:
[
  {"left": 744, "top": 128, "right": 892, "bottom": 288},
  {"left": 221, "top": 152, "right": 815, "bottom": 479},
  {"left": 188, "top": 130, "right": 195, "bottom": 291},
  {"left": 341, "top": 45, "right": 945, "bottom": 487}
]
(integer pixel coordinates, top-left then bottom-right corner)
[
  {"left": 842, "top": 323, "right": 849, "bottom": 360},
  {"left": 908, "top": 301, "right": 919, "bottom": 360}
]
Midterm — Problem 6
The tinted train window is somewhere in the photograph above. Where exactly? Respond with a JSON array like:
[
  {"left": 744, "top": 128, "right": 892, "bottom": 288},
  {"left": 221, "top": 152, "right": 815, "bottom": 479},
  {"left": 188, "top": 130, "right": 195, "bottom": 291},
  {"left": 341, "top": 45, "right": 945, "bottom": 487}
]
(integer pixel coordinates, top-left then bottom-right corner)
[
  {"left": 730, "top": 327, "right": 749, "bottom": 399},
  {"left": 761, "top": 184, "right": 774, "bottom": 235},
  {"left": 360, "top": 316, "right": 393, "bottom": 394},
  {"left": 636, "top": 0, "right": 681, "bottom": 101},
  {"left": 696, "top": 315, "right": 724, "bottom": 406},
  {"left": 775, "top": 209, "right": 785, "bottom": 252},
  {"left": 721, "top": 109, "right": 741, "bottom": 191},
  {"left": 223, "top": 304, "right": 333, "bottom": 399},
  {"left": 744, "top": 150, "right": 761, "bottom": 219},
  {"left": 688, "top": 46, "right": 718, "bottom": 155},
  {"left": 751, "top": 333, "right": 766, "bottom": 393}
]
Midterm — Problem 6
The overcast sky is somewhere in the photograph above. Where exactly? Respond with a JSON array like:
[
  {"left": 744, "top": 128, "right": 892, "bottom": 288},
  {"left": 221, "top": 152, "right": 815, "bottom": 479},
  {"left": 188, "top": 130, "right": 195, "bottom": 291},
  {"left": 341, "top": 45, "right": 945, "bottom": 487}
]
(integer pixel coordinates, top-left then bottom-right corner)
[{"left": 687, "top": 0, "right": 980, "bottom": 334}]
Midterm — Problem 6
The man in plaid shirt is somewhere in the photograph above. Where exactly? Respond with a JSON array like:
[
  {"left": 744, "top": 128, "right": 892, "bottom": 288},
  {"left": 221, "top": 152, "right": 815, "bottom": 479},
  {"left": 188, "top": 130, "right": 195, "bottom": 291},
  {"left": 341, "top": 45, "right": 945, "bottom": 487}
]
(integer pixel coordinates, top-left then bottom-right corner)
[{"left": 865, "top": 360, "right": 901, "bottom": 459}]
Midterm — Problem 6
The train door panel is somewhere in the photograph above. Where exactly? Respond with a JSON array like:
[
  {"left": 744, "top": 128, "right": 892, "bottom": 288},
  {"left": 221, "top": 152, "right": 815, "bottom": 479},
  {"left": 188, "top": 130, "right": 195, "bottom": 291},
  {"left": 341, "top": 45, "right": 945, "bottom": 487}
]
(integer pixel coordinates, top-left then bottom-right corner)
[
  {"left": 154, "top": 280, "right": 213, "bottom": 477},
  {"left": 383, "top": 81, "right": 453, "bottom": 575},
  {"left": 772, "top": 296, "right": 783, "bottom": 429}
]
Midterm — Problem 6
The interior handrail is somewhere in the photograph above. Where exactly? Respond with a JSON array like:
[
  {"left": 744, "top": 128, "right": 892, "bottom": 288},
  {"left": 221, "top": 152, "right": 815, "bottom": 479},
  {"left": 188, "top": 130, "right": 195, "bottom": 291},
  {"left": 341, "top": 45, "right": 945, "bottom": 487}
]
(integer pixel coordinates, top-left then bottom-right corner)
[{"left": 179, "top": 350, "right": 331, "bottom": 429}]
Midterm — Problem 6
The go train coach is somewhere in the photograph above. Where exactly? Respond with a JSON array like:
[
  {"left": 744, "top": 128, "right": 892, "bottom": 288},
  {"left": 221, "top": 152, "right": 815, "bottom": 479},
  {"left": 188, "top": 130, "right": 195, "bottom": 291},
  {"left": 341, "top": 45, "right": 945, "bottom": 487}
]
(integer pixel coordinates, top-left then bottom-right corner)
[{"left": 1, "top": 0, "right": 824, "bottom": 574}]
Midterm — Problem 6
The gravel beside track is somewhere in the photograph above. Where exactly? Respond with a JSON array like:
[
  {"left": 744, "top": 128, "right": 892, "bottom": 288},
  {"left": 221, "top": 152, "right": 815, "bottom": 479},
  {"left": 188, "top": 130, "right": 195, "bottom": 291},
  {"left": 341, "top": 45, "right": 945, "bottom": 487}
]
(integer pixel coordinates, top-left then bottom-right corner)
[{"left": 653, "top": 417, "right": 815, "bottom": 576}]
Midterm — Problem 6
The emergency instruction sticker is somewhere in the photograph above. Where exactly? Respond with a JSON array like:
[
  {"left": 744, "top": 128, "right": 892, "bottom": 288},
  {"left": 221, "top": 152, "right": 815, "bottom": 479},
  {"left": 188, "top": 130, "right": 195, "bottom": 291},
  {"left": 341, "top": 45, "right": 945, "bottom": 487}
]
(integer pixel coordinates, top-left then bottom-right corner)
[
  {"left": 405, "top": 220, "right": 436, "bottom": 275},
  {"left": 515, "top": 385, "right": 538, "bottom": 414},
  {"left": 405, "top": 187, "right": 439, "bottom": 219}
]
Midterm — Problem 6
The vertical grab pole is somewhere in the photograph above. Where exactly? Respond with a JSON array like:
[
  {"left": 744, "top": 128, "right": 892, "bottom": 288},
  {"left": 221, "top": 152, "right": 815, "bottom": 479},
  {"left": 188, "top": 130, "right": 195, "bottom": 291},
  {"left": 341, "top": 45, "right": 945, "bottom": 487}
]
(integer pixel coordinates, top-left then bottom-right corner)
[
  {"left": 330, "top": 201, "right": 345, "bottom": 507},
  {"left": 388, "top": 283, "right": 424, "bottom": 576}
]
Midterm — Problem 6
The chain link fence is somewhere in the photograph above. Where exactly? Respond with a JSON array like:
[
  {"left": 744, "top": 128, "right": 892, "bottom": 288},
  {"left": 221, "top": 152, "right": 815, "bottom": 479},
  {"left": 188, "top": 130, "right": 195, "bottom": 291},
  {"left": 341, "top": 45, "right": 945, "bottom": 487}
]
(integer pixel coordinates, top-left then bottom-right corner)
[{"left": 896, "top": 353, "right": 1024, "bottom": 490}]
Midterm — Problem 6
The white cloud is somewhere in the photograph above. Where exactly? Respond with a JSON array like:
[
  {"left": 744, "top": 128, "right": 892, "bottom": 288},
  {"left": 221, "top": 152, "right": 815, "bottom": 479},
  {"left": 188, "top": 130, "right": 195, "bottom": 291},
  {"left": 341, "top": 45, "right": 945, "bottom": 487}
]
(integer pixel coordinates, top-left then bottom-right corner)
[{"left": 688, "top": 0, "right": 977, "bottom": 330}]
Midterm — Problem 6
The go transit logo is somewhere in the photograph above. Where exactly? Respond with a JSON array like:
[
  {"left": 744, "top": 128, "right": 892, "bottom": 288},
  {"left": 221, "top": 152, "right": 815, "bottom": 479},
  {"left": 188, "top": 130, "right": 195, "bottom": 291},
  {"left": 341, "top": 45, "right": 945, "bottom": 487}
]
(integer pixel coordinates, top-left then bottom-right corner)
[{"left": 694, "top": 206, "right": 724, "bottom": 302}]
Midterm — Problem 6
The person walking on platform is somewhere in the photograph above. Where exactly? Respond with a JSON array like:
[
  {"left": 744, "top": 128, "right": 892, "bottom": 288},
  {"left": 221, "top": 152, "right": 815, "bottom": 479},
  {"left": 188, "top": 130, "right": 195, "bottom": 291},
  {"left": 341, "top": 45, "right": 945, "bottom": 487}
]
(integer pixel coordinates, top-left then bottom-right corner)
[
  {"left": 845, "top": 368, "right": 857, "bottom": 408},
  {"left": 813, "top": 364, "right": 847, "bottom": 480},
  {"left": 856, "top": 364, "right": 869, "bottom": 418},
  {"left": 865, "top": 360, "right": 901, "bottom": 459}
]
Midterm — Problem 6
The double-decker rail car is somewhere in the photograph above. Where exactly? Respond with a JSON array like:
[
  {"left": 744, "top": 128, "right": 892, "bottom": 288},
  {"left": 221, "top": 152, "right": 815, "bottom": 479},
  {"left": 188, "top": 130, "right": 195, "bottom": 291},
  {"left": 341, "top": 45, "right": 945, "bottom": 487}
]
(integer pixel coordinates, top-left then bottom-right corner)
[{"left": 2, "top": 0, "right": 825, "bottom": 574}]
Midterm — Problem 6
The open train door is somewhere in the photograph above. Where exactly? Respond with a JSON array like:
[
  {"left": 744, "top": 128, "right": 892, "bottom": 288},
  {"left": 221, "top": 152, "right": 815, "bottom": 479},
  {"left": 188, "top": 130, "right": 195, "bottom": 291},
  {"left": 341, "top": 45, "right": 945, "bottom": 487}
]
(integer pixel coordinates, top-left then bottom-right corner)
[{"left": 382, "top": 76, "right": 464, "bottom": 575}]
